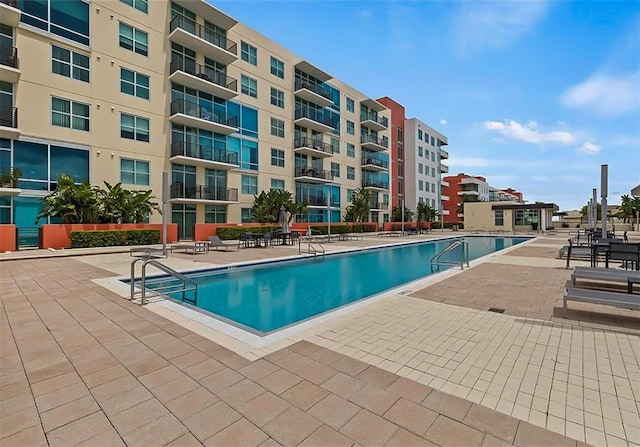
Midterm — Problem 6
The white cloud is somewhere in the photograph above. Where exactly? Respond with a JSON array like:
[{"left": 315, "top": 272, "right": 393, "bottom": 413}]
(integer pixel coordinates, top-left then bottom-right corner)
[
  {"left": 576, "top": 142, "right": 601, "bottom": 155},
  {"left": 440, "top": 119, "right": 448, "bottom": 125},
  {"left": 483, "top": 119, "right": 576, "bottom": 145},
  {"left": 452, "top": 0, "right": 549, "bottom": 54},
  {"left": 560, "top": 71, "right": 640, "bottom": 117}
]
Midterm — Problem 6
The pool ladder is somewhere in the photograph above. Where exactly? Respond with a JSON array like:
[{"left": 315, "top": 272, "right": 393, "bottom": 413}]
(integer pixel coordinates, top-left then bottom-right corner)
[
  {"left": 130, "top": 258, "right": 198, "bottom": 306},
  {"left": 298, "top": 236, "right": 326, "bottom": 258},
  {"left": 430, "top": 239, "right": 470, "bottom": 273}
]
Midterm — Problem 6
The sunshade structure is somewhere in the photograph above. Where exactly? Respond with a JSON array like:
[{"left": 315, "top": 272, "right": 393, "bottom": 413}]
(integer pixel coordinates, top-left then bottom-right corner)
[{"left": 631, "top": 184, "right": 640, "bottom": 197}]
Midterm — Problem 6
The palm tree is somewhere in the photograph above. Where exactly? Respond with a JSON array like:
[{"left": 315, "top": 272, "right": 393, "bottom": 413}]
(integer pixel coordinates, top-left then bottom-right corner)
[
  {"left": 416, "top": 202, "right": 436, "bottom": 231},
  {"left": 343, "top": 187, "right": 371, "bottom": 222},
  {"left": 617, "top": 194, "right": 640, "bottom": 224},
  {"left": 391, "top": 205, "right": 413, "bottom": 222},
  {"left": 250, "top": 189, "right": 307, "bottom": 224}
]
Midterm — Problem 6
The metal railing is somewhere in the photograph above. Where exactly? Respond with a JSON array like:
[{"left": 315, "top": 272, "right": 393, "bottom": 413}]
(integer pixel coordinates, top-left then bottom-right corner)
[
  {"left": 0, "top": 44, "right": 18, "bottom": 68},
  {"left": 360, "top": 134, "right": 389, "bottom": 149},
  {"left": 430, "top": 239, "right": 470, "bottom": 273},
  {"left": 295, "top": 166, "right": 334, "bottom": 181},
  {"left": 170, "top": 141, "right": 239, "bottom": 165},
  {"left": 360, "top": 112, "right": 388, "bottom": 128},
  {"left": 171, "top": 184, "right": 238, "bottom": 202},
  {"left": 361, "top": 154, "right": 389, "bottom": 169},
  {"left": 130, "top": 258, "right": 197, "bottom": 306},
  {"left": 0, "top": 106, "right": 17, "bottom": 128},
  {"left": 170, "top": 56, "right": 237, "bottom": 92},
  {"left": 169, "top": 15, "right": 237, "bottom": 55},
  {"left": 362, "top": 174, "right": 389, "bottom": 189},
  {"left": 170, "top": 99, "right": 238, "bottom": 128},
  {"left": 294, "top": 79, "right": 332, "bottom": 101},
  {"left": 294, "top": 106, "right": 333, "bottom": 127},
  {"left": 298, "top": 234, "right": 326, "bottom": 258},
  {"left": 294, "top": 137, "right": 334, "bottom": 155},
  {"left": 370, "top": 201, "right": 389, "bottom": 210},
  {"left": 0, "top": 0, "right": 18, "bottom": 7}
]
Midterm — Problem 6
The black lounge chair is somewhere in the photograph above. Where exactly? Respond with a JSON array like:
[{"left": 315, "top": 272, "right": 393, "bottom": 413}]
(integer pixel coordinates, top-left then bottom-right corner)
[{"left": 208, "top": 235, "right": 237, "bottom": 251}]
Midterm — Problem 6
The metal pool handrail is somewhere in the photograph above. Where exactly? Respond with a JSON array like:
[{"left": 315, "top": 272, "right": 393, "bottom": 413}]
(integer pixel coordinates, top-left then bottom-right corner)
[
  {"left": 130, "top": 258, "right": 198, "bottom": 306},
  {"left": 298, "top": 235, "right": 326, "bottom": 258},
  {"left": 430, "top": 239, "right": 470, "bottom": 273}
]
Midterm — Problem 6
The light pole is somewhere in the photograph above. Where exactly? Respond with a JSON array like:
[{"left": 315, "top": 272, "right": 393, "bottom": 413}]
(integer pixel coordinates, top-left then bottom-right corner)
[
  {"left": 401, "top": 199, "right": 405, "bottom": 235},
  {"left": 601, "top": 164, "right": 608, "bottom": 238},
  {"left": 162, "top": 171, "right": 168, "bottom": 257},
  {"left": 326, "top": 188, "right": 331, "bottom": 239}
]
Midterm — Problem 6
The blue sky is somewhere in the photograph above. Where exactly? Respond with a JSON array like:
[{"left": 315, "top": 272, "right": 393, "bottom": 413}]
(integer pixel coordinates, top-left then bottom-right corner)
[{"left": 216, "top": 0, "right": 640, "bottom": 210}]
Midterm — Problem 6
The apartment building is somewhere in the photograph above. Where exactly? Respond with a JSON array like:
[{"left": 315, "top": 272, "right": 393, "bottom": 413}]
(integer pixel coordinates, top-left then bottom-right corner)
[
  {"left": 376, "top": 97, "right": 405, "bottom": 210},
  {"left": 0, "top": 0, "right": 392, "bottom": 244},
  {"left": 489, "top": 187, "right": 523, "bottom": 203},
  {"left": 403, "top": 118, "right": 449, "bottom": 218},
  {"left": 442, "top": 173, "right": 490, "bottom": 224}
]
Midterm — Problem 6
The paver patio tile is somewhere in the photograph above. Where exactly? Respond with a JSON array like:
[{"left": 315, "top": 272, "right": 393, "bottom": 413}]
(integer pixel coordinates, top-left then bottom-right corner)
[
  {"left": 25, "top": 360, "right": 74, "bottom": 384},
  {"left": 514, "top": 420, "right": 577, "bottom": 446},
  {"left": 238, "top": 359, "right": 280, "bottom": 380},
  {"left": 166, "top": 433, "right": 204, "bottom": 447},
  {"left": 425, "top": 415, "right": 484, "bottom": 447},
  {"left": 110, "top": 398, "right": 169, "bottom": 434},
  {"left": 100, "top": 385, "right": 153, "bottom": 416},
  {"left": 357, "top": 366, "right": 400, "bottom": 389},
  {"left": 82, "top": 365, "right": 129, "bottom": 388},
  {"left": 0, "top": 405, "right": 40, "bottom": 439},
  {"left": 386, "top": 376, "right": 433, "bottom": 404},
  {"left": 40, "top": 395, "right": 99, "bottom": 433},
  {"left": 205, "top": 418, "right": 269, "bottom": 447},
  {"left": 384, "top": 428, "right": 438, "bottom": 447},
  {"left": 183, "top": 358, "right": 226, "bottom": 380},
  {"left": 239, "top": 392, "right": 291, "bottom": 427},
  {"left": 200, "top": 367, "right": 244, "bottom": 394},
  {"left": 165, "top": 387, "right": 219, "bottom": 420},
  {"left": 121, "top": 413, "right": 187, "bottom": 447},
  {"left": 219, "top": 353, "right": 252, "bottom": 369},
  {"left": 35, "top": 381, "right": 89, "bottom": 413},
  {"left": 127, "top": 355, "right": 169, "bottom": 377},
  {"left": 217, "top": 379, "right": 267, "bottom": 409},
  {"left": 184, "top": 401, "right": 242, "bottom": 441},
  {"left": 321, "top": 372, "right": 366, "bottom": 399},
  {"left": 75, "top": 427, "right": 125, "bottom": 447},
  {"left": 90, "top": 374, "right": 139, "bottom": 402},
  {"left": 331, "top": 356, "right": 370, "bottom": 377},
  {"left": 257, "top": 368, "right": 303, "bottom": 395},
  {"left": 383, "top": 398, "right": 438, "bottom": 436},
  {"left": 0, "top": 424, "right": 47, "bottom": 447},
  {"left": 281, "top": 380, "right": 328, "bottom": 411},
  {"left": 263, "top": 407, "right": 323, "bottom": 447},
  {"left": 482, "top": 434, "right": 513, "bottom": 447},
  {"left": 289, "top": 341, "right": 324, "bottom": 356},
  {"left": 422, "top": 388, "right": 472, "bottom": 421},
  {"left": 0, "top": 391, "right": 35, "bottom": 417},
  {"left": 349, "top": 385, "right": 400, "bottom": 416},
  {"left": 259, "top": 438, "right": 283, "bottom": 447},
  {"left": 464, "top": 403, "right": 521, "bottom": 443},
  {"left": 295, "top": 361, "right": 339, "bottom": 385},
  {"left": 150, "top": 375, "right": 200, "bottom": 403},
  {"left": 46, "top": 411, "right": 113, "bottom": 447},
  {"left": 308, "top": 347, "right": 344, "bottom": 366},
  {"left": 308, "top": 393, "right": 360, "bottom": 430},
  {"left": 172, "top": 350, "right": 210, "bottom": 369},
  {"left": 299, "top": 425, "right": 354, "bottom": 447},
  {"left": 30, "top": 371, "right": 81, "bottom": 396},
  {"left": 138, "top": 364, "right": 183, "bottom": 388},
  {"left": 340, "top": 409, "right": 399, "bottom": 446}
]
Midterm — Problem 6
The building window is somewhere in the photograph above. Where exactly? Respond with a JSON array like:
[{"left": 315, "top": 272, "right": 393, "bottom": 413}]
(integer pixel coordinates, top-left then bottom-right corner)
[
  {"left": 418, "top": 129, "right": 423, "bottom": 140},
  {"left": 431, "top": 167, "right": 435, "bottom": 177},
  {"left": 240, "top": 41, "right": 257, "bottom": 65},
  {"left": 119, "top": 22, "right": 148, "bottom": 56},
  {"left": 431, "top": 152, "right": 435, "bottom": 162},
  {"left": 270, "top": 56, "right": 284, "bottom": 79},
  {"left": 495, "top": 210, "right": 504, "bottom": 226},
  {"left": 418, "top": 146, "right": 423, "bottom": 157},
  {"left": 270, "top": 148, "right": 285, "bottom": 167},
  {"left": 270, "top": 117, "right": 285, "bottom": 138},
  {"left": 346, "top": 143, "right": 355, "bottom": 158},
  {"left": 51, "top": 97, "right": 89, "bottom": 131},
  {"left": 120, "top": 0, "right": 148, "bottom": 13},
  {"left": 431, "top": 183, "right": 436, "bottom": 193},
  {"left": 419, "top": 180, "right": 423, "bottom": 191},
  {"left": 331, "top": 162, "right": 340, "bottom": 178},
  {"left": 241, "top": 75, "right": 258, "bottom": 98},
  {"left": 241, "top": 208, "right": 252, "bottom": 223},
  {"left": 347, "top": 188, "right": 355, "bottom": 202},
  {"left": 120, "top": 68, "right": 149, "bottom": 99},
  {"left": 432, "top": 198, "right": 436, "bottom": 208},
  {"left": 346, "top": 120, "right": 355, "bottom": 135},
  {"left": 241, "top": 175, "right": 258, "bottom": 194},
  {"left": 270, "top": 87, "right": 284, "bottom": 108},
  {"left": 120, "top": 113, "right": 150, "bottom": 142},
  {"left": 51, "top": 45, "right": 89, "bottom": 82},
  {"left": 431, "top": 135, "right": 435, "bottom": 146},
  {"left": 120, "top": 158, "right": 149, "bottom": 185},
  {"left": 270, "top": 178, "right": 285, "bottom": 191},
  {"left": 347, "top": 166, "right": 355, "bottom": 180},
  {"left": 346, "top": 97, "right": 354, "bottom": 113},
  {"left": 20, "top": 0, "right": 90, "bottom": 45},
  {"left": 205, "top": 205, "right": 226, "bottom": 223},
  {"left": 418, "top": 163, "right": 423, "bottom": 174},
  {"left": 330, "top": 137, "right": 340, "bottom": 154}
]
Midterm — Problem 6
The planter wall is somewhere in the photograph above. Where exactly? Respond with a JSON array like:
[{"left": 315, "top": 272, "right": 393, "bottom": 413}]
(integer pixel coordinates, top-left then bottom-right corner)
[
  {"left": 0, "top": 224, "right": 17, "bottom": 252},
  {"left": 194, "top": 222, "right": 378, "bottom": 240},
  {"left": 383, "top": 222, "right": 431, "bottom": 232},
  {"left": 41, "top": 224, "right": 178, "bottom": 249}
]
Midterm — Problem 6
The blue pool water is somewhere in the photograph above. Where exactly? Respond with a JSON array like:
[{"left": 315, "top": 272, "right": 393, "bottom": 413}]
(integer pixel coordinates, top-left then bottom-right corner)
[{"left": 147, "top": 236, "right": 528, "bottom": 333}]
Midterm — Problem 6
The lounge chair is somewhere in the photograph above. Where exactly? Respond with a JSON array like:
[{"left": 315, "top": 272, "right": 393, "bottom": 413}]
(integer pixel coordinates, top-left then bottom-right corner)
[
  {"left": 208, "top": 235, "right": 237, "bottom": 251},
  {"left": 605, "top": 242, "right": 640, "bottom": 270},
  {"left": 559, "top": 238, "right": 592, "bottom": 269},
  {"left": 563, "top": 287, "right": 640, "bottom": 317},
  {"left": 170, "top": 242, "right": 209, "bottom": 254},
  {"left": 571, "top": 266, "right": 640, "bottom": 287},
  {"left": 130, "top": 247, "right": 165, "bottom": 258}
]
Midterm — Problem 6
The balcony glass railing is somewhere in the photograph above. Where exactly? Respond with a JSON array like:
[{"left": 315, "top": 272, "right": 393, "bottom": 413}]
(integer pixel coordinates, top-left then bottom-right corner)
[
  {"left": 294, "top": 79, "right": 332, "bottom": 101},
  {"left": 301, "top": 195, "right": 327, "bottom": 206},
  {"left": 361, "top": 153, "right": 389, "bottom": 169},
  {"left": 294, "top": 137, "right": 334, "bottom": 155},
  {"left": 360, "top": 112, "right": 388, "bottom": 128},
  {"left": 294, "top": 166, "right": 333, "bottom": 181},
  {"left": 170, "top": 183, "right": 238, "bottom": 202},
  {"left": 360, "top": 133, "right": 389, "bottom": 149},
  {"left": 0, "top": 44, "right": 18, "bottom": 68},
  {"left": 0, "top": 105, "right": 17, "bottom": 128},
  {"left": 169, "top": 16, "right": 238, "bottom": 55},
  {"left": 170, "top": 141, "right": 239, "bottom": 165},
  {"left": 170, "top": 99, "right": 238, "bottom": 128},
  {"left": 170, "top": 56, "right": 237, "bottom": 92},
  {"left": 370, "top": 201, "right": 389, "bottom": 210},
  {"left": 294, "top": 106, "right": 333, "bottom": 127},
  {"left": 0, "top": 0, "right": 18, "bottom": 7},
  {"left": 362, "top": 173, "right": 389, "bottom": 189}
]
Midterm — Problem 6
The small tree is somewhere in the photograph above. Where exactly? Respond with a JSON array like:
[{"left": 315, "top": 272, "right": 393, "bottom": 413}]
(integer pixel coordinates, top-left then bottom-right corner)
[
  {"left": 343, "top": 187, "right": 371, "bottom": 222},
  {"left": 391, "top": 205, "right": 413, "bottom": 222},
  {"left": 416, "top": 202, "right": 436, "bottom": 230},
  {"left": 250, "top": 189, "right": 307, "bottom": 224}
]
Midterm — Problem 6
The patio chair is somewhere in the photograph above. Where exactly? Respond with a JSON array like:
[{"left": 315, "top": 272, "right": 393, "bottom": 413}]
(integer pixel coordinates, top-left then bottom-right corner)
[
  {"left": 560, "top": 238, "right": 592, "bottom": 269},
  {"left": 606, "top": 242, "right": 640, "bottom": 270},
  {"left": 208, "top": 235, "right": 237, "bottom": 251},
  {"left": 238, "top": 232, "right": 254, "bottom": 249},
  {"left": 571, "top": 266, "right": 640, "bottom": 287},
  {"left": 563, "top": 287, "right": 640, "bottom": 317}
]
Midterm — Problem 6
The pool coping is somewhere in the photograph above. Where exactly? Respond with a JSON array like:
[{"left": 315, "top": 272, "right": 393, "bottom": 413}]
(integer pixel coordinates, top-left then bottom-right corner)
[{"left": 94, "top": 235, "right": 537, "bottom": 357}]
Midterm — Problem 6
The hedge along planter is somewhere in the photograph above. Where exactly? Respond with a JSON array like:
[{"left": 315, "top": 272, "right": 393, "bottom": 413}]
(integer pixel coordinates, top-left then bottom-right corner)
[{"left": 70, "top": 229, "right": 161, "bottom": 248}]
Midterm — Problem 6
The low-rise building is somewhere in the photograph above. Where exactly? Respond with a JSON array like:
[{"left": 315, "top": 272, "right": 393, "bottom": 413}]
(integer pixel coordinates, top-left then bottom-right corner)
[{"left": 463, "top": 201, "right": 558, "bottom": 232}]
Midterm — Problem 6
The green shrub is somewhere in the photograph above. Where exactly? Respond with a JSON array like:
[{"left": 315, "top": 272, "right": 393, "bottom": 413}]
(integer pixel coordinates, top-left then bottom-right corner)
[
  {"left": 70, "top": 229, "right": 160, "bottom": 248},
  {"left": 309, "top": 224, "right": 350, "bottom": 235},
  {"left": 216, "top": 226, "right": 280, "bottom": 240}
]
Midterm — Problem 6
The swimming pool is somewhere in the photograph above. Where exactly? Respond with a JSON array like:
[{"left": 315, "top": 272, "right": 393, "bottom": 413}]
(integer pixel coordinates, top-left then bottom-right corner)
[{"left": 144, "top": 236, "right": 528, "bottom": 334}]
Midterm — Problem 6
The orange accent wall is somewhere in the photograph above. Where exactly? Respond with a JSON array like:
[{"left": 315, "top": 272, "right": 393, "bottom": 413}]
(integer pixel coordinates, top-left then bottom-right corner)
[
  {"left": 376, "top": 97, "right": 406, "bottom": 209},
  {"left": 442, "top": 174, "right": 468, "bottom": 224},
  {"left": 40, "top": 224, "right": 178, "bottom": 249},
  {"left": 0, "top": 224, "right": 17, "bottom": 252},
  {"left": 194, "top": 222, "right": 378, "bottom": 240}
]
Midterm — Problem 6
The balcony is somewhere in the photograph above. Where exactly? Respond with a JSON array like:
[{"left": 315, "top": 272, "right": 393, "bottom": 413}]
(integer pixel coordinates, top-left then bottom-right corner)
[
  {"left": 170, "top": 99, "right": 238, "bottom": 135},
  {"left": 170, "top": 184, "right": 238, "bottom": 204},
  {"left": 170, "top": 141, "right": 239, "bottom": 170},
  {"left": 0, "top": 166, "right": 22, "bottom": 196},
  {"left": 442, "top": 210, "right": 450, "bottom": 215},
  {"left": 441, "top": 180, "right": 449, "bottom": 187},
  {"left": 441, "top": 194, "right": 449, "bottom": 202},
  {"left": 361, "top": 154, "right": 388, "bottom": 171},
  {"left": 294, "top": 79, "right": 333, "bottom": 108},
  {"left": 294, "top": 137, "right": 334, "bottom": 158},
  {"left": 0, "top": 106, "right": 19, "bottom": 139},
  {"left": 360, "top": 134, "right": 388, "bottom": 152},
  {"left": 169, "top": 16, "right": 238, "bottom": 65},
  {"left": 0, "top": 0, "right": 20, "bottom": 27},
  {"left": 169, "top": 56, "right": 237, "bottom": 100},
  {"left": 294, "top": 106, "right": 334, "bottom": 133},
  {"left": 0, "top": 44, "right": 19, "bottom": 83},
  {"left": 370, "top": 200, "right": 389, "bottom": 210},
  {"left": 294, "top": 166, "right": 334, "bottom": 184},
  {"left": 440, "top": 148, "right": 449, "bottom": 160},
  {"left": 360, "top": 112, "right": 388, "bottom": 132},
  {"left": 440, "top": 163, "right": 449, "bottom": 174},
  {"left": 457, "top": 190, "right": 479, "bottom": 196},
  {"left": 301, "top": 195, "right": 327, "bottom": 207},
  {"left": 362, "top": 175, "right": 389, "bottom": 191}
]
